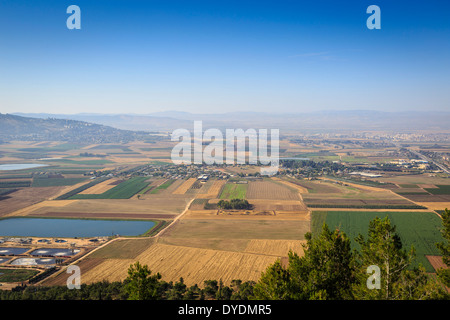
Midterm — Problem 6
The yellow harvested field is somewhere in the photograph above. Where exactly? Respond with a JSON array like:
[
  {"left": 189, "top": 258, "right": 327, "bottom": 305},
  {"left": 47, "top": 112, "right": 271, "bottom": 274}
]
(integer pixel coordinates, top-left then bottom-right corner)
[
  {"left": 272, "top": 178, "right": 308, "bottom": 194},
  {"left": 107, "top": 156, "right": 154, "bottom": 163},
  {"left": 244, "top": 239, "right": 305, "bottom": 256},
  {"left": 81, "top": 243, "right": 281, "bottom": 286},
  {"left": 416, "top": 202, "right": 450, "bottom": 211},
  {"left": 172, "top": 178, "right": 197, "bottom": 194},
  {"left": 417, "top": 184, "right": 438, "bottom": 189},
  {"left": 318, "top": 177, "right": 386, "bottom": 192},
  {"left": 250, "top": 199, "right": 308, "bottom": 212},
  {"left": 5, "top": 200, "right": 76, "bottom": 217},
  {"left": 246, "top": 180, "right": 300, "bottom": 200},
  {"left": 81, "top": 144, "right": 99, "bottom": 150},
  {"left": 49, "top": 180, "right": 92, "bottom": 200},
  {"left": 196, "top": 180, "right": 226, "bottom": 198},
  {"left": 79, "top": 178, "right": 119, "bottom": 194},
  {"left": 12, "top": 198, "right": 189, "bottom": 218}
]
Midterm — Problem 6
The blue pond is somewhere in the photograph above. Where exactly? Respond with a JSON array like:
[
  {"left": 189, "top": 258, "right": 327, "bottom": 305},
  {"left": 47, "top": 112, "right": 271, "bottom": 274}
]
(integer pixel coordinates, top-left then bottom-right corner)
[
  {"left": 0, "top": 163, "right": 49, "bottom": 171},
  {"left": 0, "top": 218, "right": 155, "bottom": 237}
]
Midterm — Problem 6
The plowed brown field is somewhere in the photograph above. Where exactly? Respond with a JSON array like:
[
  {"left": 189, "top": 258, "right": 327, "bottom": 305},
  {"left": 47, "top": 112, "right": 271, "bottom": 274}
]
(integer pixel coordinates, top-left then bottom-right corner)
[{"left": 246, "top": 180, "right": 299, "bottom": 200}]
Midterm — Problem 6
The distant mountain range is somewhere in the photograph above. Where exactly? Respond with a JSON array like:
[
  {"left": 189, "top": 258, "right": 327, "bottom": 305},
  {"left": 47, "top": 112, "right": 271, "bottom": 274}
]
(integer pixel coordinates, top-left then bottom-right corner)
[
  {"left": 13, "top": 110, "right": 450, "bottom": 133},
  {"left": 0, "top": 113, "right": 151, "bottom": 143}
]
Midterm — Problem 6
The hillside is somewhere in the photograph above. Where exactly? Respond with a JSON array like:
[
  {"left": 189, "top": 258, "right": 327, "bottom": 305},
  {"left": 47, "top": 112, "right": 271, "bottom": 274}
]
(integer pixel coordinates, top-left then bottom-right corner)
[{"left": 0, "top": 113, "right": 150, "bottom": 143}]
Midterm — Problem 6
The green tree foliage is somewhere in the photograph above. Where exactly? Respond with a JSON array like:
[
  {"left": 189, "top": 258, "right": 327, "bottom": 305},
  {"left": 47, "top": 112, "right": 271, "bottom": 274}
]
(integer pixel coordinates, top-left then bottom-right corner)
[
  {"left": 289, "top": 225, "right": 356, "bottom": 300},
  {"left": 217, "top": 199, "right": 252, "bottom": 210},
  {"left": 125, "top": 261, "right": 162, "bottom": 300},
  {"left": 436, "top": 208, "right": 450, "bottom": 287},
  {"left": 254, "top": 217, "right": 449, "bottom": 300},
  {"left": 229, "top": 280, "right": 255, "bottom": 300},
  {"left": 253, "top": 260, "right": 291, "bottom": 300},
  {"left": 353, "top": 217, "right": 445, "bottom": 299},
  {"left": 254, "top": 224, "right": 355, "bottom": 300}
]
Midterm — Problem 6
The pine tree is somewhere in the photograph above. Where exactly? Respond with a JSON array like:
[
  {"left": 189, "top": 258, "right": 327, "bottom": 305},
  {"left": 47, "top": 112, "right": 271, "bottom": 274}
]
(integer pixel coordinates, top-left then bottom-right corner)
[
  {"left": 253, "top": 260, "right": 291, "bottom": 300},
  {"left": 125, "top": 261, "right": 162, "bottom": 300},
  {"left": 288, "top": 224, "right": 356, "bottom": 300},
  {"left": 353, "top": 216, "right": 442, "bottom": 299},
  {"left": 436, "top": 208, "right": 450, "bottom": 288}
]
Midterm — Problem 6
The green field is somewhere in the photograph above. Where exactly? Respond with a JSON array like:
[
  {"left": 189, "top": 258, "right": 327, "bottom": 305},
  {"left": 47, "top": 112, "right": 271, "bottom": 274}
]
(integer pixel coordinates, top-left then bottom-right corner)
[
  {"left": 425, "top": 185, "right": 450, "bottom": 195},
  {"left": 0, "top": 268, "right": 40, "bottom": 282},
  {"left": 311, "top": 211, "right": 444, "bottom": 272},
  {"left": 55, "top": 177, "right": 109, "bottom": 200},
  {"left": 32, "top": 177, "right": 87, "bottom": 187},
  {"left": 69, "top": 177, "right": 149, "bottom": 199},
  {"left": 219, "top": 183, "right": 248, "bottom": 199},
  {"left": 0, "top": 188, "right": 17, "bottom": 197},
  {"left": 149, "top": 179, "right": 175, "bottom": 194},
  {"left": 0, "top": 180, "right": 31, "bottom": 188},
  {"left": 50, "top": 159, "right": 114, "bottom": 165},
  {"left": 17, "top": 143, "right": 82, "bottom": 153}
]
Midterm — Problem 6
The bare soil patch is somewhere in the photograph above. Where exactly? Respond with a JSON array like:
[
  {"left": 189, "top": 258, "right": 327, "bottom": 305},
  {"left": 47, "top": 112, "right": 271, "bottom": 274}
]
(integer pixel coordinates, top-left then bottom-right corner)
[
  {"left": 0, "top": 187, "right": 64, "bottom": 217},
  {"left": 426, "top": 255, "right": 447, "bottom": 271},
  {"left": 172, "top": 178, "right": 197, "bottom": 195},
  {"left": 246, "top": 180, "right": 299, "bottom": 200}
]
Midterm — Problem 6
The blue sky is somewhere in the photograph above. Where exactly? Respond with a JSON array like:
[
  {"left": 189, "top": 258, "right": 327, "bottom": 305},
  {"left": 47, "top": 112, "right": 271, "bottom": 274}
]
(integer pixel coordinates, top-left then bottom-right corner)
[{"left": 0, "top": 0, "right": 449, "bottom": 114}]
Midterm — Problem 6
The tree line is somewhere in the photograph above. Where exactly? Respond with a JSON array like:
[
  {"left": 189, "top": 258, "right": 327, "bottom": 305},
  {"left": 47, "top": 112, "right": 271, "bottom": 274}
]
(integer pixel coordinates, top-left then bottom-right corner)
[
  {"left": 217, "top": 199, "right": 252, "bottom": 210},
  {"left": 1, "top": 210, "right": 449, "bottom": 300}
]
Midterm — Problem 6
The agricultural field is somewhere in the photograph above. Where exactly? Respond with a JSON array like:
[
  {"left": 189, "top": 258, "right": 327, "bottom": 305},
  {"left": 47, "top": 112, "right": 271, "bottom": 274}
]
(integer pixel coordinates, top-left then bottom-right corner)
[
  {"left": 219, "top": 183, "right": 248, "bottom": 199},
  {"left": 389, "top": 183, "right": 450, "bottom": 211},
  {"left": 243, "top": 239, "right": 305, "bottom": 256},
  {"left": 163, "top": 219, "right": 309, "bottom": 240},
  {"left": 172, "top": 178, "right": 197, "bottom": 194},
  {"left": 31, "top": 177, "right": 87, "bottom": 187},
  {"left": 249, "top": 199, "right": 308, "bottom": 213},
  {"left": 79, "top": 243, "right": 281, "bottom": 286},
  {"left": 0, "top": 268, "right": 40, "bottom": 282},
  {"left": 149, "top": 179, "right": 175, "bottom": 194},
  {"left": 246, "top": 180, "right": 300, "bottom": 200},
  {"left": 78, "top": 178, "right": 122, "bottom": 194},
  {"left": 89, "top": 238, "right": 156, "bottom": 259},
  {"left": 17, "top": 198, "right": 188, "bottom": 219},
  {"left": 295, "top": 176, "right": 424, "bottom": 209},
  {"left": 195, "top": 179, "right": 226, "bottom": 198},
  {"left": 424, "top": 185, "right": 450, "bottom": 195},
  {"left": 1, "top": 138, "right": 449, "bottom": 291},
  {"left": 311, "top": 210, "right": 444, "bottom": 272},
  {"left": 0, "top": 180, "right": 31, "bottom": 188},
  {"left": 68, "top": 177, "right": 150, "bottom": 199},
  {"left": 375, "top": 173, "right": 450, "bottom": 186},
  {"left": 0, "top": 186, "right": 66, "bottom": 217}
]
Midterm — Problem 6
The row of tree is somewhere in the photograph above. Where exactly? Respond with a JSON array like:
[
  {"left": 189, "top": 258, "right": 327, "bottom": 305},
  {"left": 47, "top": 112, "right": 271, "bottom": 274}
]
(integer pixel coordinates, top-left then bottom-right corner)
[
  {"left": 217, "top": 199, "right": 252, "bottom": 210},
  {"left": 1, "top": 210, "right": 449, "bottom": 300},
  {"left": 0, "top": 270, "right": 256, "bottom": 300}
]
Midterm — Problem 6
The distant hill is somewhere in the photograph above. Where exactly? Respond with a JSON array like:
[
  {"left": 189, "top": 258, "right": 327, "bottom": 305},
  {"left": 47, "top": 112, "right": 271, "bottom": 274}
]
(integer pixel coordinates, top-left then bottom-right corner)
[
  {"left": 14, "top": 110, "right": 450, "bottom": 133},
  {"left": 13, "top": 113, "right": 190, "bottom": 132},
  {"left": 0, "top": 113, "right": 152, "bottom": 143}
]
